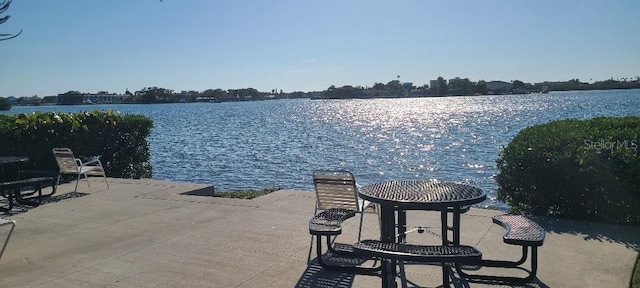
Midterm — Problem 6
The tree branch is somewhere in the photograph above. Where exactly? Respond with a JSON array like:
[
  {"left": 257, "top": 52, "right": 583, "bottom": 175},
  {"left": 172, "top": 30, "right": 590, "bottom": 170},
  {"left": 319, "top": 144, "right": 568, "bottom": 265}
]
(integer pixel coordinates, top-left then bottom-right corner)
[{"left": 0, "top": 0, "right": 21, "bottom": 41}]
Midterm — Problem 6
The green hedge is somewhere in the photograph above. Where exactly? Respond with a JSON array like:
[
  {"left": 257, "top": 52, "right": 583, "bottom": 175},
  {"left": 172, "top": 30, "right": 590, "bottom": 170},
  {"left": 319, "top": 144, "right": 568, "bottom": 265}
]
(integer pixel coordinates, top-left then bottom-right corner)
[
  {"left": 495, "top": 116, "right": 640, "bottom": 226},
  {"left": 0, "top": 110, "right": 153, "bottom": 178}
]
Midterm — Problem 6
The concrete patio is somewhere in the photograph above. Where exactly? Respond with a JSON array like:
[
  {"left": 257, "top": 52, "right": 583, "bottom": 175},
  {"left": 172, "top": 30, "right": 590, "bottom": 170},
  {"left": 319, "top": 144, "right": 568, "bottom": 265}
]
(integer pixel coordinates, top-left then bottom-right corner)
[{"left": 0, "top": 178, "right": 638, "bottom": 287}]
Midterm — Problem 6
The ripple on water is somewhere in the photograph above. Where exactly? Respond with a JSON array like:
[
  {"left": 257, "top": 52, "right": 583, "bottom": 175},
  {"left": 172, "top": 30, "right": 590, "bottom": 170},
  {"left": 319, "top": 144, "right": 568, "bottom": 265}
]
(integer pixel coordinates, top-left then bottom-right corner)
[{"left": 3, "top": 89, "right": 640, "bottom": 209}]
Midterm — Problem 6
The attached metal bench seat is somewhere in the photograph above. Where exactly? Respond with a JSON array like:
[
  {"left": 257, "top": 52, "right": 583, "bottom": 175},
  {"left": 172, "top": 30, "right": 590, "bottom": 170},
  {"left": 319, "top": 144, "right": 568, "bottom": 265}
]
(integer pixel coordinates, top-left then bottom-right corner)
[
  {"left": 309, "top": 208, "right": 355, "bottom": 236},
  {"left": 493, "top": 214, "right": 545, "bottom": 246},
  {"left": 19, "top": 170, "right": 60, "bottom": 196},
  {"left": 353, "top": 240, "right": 482, "bottom": 263},
  {"left": 456, "top": 214, "right": 546, "bottom": 284},
  {"left": 0, "top": 177, "right": 53, "bottom": 211}
]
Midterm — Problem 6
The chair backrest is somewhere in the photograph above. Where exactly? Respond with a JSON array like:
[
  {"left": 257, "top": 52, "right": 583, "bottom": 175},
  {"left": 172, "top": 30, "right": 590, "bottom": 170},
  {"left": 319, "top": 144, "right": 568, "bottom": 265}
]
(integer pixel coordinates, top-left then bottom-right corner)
[
  {"left": 53, "top": 148, "right": 80, "bottom": 174},
  {"left": 313, "top": 170, "right": 360, "bottom": 210}
]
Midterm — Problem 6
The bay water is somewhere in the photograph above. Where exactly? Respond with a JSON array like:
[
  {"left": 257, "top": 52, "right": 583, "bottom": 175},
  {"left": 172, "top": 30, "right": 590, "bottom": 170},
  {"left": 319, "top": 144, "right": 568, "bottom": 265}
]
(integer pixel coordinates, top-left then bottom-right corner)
[{"left": 4, "top": 89, "right": 640, "bottom": 209}]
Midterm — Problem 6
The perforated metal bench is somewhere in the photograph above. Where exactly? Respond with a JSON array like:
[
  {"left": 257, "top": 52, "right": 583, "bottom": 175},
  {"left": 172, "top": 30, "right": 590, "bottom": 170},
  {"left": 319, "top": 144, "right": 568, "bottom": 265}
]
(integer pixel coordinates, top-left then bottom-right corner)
[
  {"left": 309, "top": 208, "right": 381, "bottom": 273},
  {"left": 0, "top": 177, "right": 53, "bottom": 211},
  {"left": 353, "top": 239, "right": 482, "bottom": 263},
  {"left": 19, "top": 170, "right": 59, "bottom": 196},
  {"left": 309, "top": 208, "right": 355, "bottom": 237},
  {"left": 493, "top": 214, "right": 545, "bottom": 247},
  {"left": 456, "top": 214, "right": 546, "bottom": 284}
]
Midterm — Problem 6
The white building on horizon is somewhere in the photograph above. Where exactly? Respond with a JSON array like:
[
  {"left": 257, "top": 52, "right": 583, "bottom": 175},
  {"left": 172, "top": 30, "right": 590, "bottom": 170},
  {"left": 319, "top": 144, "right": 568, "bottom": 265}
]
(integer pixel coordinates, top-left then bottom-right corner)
[{"left": 83, "top": 91, "right": 131, "bottom": 104}]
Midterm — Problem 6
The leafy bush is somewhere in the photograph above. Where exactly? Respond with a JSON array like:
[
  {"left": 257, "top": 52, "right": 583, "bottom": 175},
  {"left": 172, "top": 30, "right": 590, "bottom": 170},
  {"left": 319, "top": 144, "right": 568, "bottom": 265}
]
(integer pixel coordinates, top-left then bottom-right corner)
[
  {"left": 495, "top": 117, "right": 640, "bottom": 226},
  {"left": 0, "top": 110, "right": 153, "bottom": 178}
]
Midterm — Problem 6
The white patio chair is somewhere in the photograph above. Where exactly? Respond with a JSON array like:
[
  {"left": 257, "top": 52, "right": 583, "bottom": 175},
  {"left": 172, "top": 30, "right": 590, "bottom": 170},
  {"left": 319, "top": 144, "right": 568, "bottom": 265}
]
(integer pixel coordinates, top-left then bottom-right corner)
[{"left": 53, "top": 148, "right": 109, "bottom": 192}]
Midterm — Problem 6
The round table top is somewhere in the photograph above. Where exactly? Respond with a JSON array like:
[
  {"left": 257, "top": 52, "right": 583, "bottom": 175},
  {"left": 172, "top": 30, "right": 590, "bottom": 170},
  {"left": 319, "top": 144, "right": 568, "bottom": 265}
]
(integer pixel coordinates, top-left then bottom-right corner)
[
  {"left": 359, "top": 180, "right": 486, "bottom": 209},
  {"left": 0, "top": 156, "right": 29, "bottom": 165}
]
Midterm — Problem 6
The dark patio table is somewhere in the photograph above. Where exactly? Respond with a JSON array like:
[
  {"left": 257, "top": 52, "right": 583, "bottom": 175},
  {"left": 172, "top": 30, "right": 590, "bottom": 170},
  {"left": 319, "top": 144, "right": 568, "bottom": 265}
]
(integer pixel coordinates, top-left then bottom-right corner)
[
  {"left": 0, "top": 156, "right": 52, "bottom": 210},
  {"left": 0, "top": 156, "right": 29, "bottom": 181},
  {"left": 358, "top": 180, "right": 486, "bottom": 287}
]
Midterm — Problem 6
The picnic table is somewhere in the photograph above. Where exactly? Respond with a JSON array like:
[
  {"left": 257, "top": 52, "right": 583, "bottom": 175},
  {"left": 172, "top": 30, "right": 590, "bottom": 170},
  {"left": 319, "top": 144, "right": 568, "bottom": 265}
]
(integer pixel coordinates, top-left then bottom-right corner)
[{"left": 355, "top": 180, "right": 486, "bottom": 287}]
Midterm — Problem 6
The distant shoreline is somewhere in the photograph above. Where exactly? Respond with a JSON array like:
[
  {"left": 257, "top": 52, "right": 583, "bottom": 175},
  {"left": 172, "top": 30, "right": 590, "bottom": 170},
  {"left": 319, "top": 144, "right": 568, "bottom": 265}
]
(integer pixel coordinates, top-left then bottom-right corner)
[{"left": 3, "top": 85, "right": 640, "bottom": 108}]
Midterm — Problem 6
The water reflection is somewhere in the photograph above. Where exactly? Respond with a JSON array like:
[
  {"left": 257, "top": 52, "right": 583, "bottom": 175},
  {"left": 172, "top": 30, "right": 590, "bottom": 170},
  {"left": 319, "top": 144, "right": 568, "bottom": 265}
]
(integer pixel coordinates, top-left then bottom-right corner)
[{"left": 3, "top": 89, "right": 639, "bottom": 209}]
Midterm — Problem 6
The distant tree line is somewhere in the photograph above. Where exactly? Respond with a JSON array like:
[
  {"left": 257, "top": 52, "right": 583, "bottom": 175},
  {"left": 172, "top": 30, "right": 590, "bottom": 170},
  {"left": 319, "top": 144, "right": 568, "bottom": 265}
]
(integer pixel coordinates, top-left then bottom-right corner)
[
  {"left": 538, "top": 78, "right": 640, "bottom": 91},
  {"left": 5, "top": 76, "right": 640, "bottom": 107},
  {"left": 51, "top": 87, "right": 294, "bottom": 105},
  {"left": 324, "top": 77, "right": 490, "bottom": 99},
  {"left": 323, "top": 76, "right": 640, "bottom": 100}
]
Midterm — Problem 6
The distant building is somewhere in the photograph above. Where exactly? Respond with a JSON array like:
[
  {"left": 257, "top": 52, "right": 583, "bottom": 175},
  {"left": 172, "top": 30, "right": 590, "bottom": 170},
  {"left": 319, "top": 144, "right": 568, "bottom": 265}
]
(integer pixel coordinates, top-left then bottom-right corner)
[
  {"left": 429, "top": 79, "right": 448, "bottom": 89},
  {"left": 177, "top": 91, "right": 189, "bottom": 103},
  {"left": 402, "top": 82, "right": 413, "bottom": 96},
  {"left": 407, "top": 89, "right": 424, "bottom": 97},
  {"left": 83, "top": 91, "right": 130, "bottom": 104}
]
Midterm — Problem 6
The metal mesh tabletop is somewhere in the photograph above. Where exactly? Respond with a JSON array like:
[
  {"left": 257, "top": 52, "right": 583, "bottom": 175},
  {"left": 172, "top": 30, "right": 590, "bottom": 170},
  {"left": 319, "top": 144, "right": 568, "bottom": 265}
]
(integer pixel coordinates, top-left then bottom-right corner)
[{"left": 359, "top": 180, "right": 486, "bottom": 209}]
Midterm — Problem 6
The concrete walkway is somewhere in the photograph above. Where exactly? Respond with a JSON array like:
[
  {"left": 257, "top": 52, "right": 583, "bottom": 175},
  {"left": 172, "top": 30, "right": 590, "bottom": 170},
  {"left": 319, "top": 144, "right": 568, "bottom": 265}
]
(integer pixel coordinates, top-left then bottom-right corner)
[{"left": 0, "top": 178, "right": 638, "bottom": 287}]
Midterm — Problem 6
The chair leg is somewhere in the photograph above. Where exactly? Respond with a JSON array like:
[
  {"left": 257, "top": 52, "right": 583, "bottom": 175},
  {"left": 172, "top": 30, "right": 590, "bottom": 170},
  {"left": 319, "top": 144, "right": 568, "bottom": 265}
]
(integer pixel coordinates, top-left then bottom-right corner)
[
  {"left": 103, "top": 173, "right": 109, "bottom": 189},
  {"left": 84, "top": 173, "right": 91, "bottom": 187},
  {"left": 0, "top": 219, "right": 16, "bottom": 261},
  {"left": 376, "top": 204, "right": 382, "bottom": 240},
  {"left": 357, "top": 210, "right": 365, "bottom": 241},
  {"left": 74, "top": 177, "right": 80, "bottom": 192},
  {"left": 307, "top": 205, "right": 319, "bottom": 264},
  {"left": 55, "top": 175, "right": 60, "bottom": 187},
  {"left": 315, "top": 235, "right": 381, "bottom": 274},
  {"left": 307, "top": 235, "right": 314, "bottom": 264}
]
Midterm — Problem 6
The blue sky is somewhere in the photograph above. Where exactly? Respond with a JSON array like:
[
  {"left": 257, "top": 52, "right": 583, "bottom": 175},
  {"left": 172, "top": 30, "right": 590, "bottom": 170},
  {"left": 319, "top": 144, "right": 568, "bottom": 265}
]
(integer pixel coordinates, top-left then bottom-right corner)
[{"left": 1, "top": 0, "right": 639, "bottom": 97}]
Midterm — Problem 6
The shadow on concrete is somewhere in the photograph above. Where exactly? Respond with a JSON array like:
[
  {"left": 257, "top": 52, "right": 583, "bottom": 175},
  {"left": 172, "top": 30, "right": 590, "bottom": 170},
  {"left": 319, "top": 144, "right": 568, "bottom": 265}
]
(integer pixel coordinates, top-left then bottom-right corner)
[
  {"left": 1, "top": 191, "right": 89, "bottom": 216},
  {"left": 456, "top": 276, "right": 550, "bottom": 288},
  {"left": 179, "top": 186, "right": 215, "bottom": 197},
  {"left": 297, "top": 258, "right": 552, "bottom": 288},
  {"left": 295, "top": 260, "right": 356, "bottom": 288},
  {"left": 532, "top": 215, "right": 640, "bottom": 250},
  {"left": 396, "top": 262, "right": 551, "bottom": 288}
]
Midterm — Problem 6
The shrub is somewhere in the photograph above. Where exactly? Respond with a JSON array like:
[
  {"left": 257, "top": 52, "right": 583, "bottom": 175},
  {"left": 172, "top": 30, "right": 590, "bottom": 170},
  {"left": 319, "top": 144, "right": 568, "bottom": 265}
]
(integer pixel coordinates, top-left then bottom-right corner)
[
  {"left": 0, "top": 110, "right": 153, "bottom": 178},
  {"left": 495, "top": 116, "right": 640, "bottom": 226}
]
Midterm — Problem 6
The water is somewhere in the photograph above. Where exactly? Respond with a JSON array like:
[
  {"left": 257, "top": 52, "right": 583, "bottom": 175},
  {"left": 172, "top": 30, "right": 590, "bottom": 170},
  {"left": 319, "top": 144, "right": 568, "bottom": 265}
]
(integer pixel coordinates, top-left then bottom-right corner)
[{"left": 3, "top": 89, "right": 640, "bottom": 209}]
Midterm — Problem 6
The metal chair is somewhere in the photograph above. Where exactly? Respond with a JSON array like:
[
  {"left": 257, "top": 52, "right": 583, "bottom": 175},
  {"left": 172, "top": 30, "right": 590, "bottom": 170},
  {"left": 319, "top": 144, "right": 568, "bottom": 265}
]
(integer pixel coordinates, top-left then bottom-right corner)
[
  {"left": 307, "top": 170, "right": 380, "bottom": 268},
  {"left": 0, "top": 218, "right": 16, "bottom": 261},
  {"left": 53, "top": 148, "right": 109, "bottom": 192}
]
